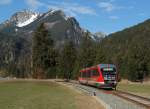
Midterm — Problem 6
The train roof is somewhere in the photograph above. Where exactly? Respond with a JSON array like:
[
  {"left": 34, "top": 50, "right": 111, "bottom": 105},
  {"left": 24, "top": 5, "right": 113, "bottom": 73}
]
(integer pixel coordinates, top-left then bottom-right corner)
[
  {"left": 98, "top": 64, "right": 116, "bottom": 68},
  {"left": 80, "top": 64, "right": 116, "bottom": 72}
]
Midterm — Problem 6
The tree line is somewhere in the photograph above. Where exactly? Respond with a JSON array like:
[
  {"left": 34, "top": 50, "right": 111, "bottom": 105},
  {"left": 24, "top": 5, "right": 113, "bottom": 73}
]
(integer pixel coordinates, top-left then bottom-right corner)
[
  {"left": 32, "top": 22, "right": 150, "bottom": 81},
  {"left": 32, "top": 23, "right": 96, "bottom": 79}
]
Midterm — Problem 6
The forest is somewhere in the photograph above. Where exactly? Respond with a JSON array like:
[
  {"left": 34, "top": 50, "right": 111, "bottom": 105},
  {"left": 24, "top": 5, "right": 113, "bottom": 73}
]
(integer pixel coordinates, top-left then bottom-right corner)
[{"left": 1, "top": 19, "right": 150, "bottom": 81}]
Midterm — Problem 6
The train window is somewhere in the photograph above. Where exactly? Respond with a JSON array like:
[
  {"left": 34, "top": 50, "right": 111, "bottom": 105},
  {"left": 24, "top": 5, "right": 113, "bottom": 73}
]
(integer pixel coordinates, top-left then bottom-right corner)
[
  {"left": 86, "top": 71, "right": 91, "bottom": 78},
  {"left": 82, "top": 72, "right": 86, "bottom": 78},
  {"left": 91, "top": 69, "right": 99, "bottom": 76},
  {"left": 101, "top": 68, "right": 116, "bottom": 75},
  {"left": 80, "top": 72, "right": 82, "bottom": 77}
]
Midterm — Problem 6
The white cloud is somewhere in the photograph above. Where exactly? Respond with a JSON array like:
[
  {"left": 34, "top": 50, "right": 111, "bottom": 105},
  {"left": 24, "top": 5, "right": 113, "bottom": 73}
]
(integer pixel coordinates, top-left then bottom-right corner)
[
  {"left": 98, "top": 2, "right": 122, "bottom": 12},
  {"left": 109, "top": 16, "right": 119, "bottom": 20},
  {"left": 128, "top": 6, "right": 134, "bottom": 9},
  {"left": 98, "top": 2, "right": 114, "bottom": 12},
  {"left": 48, "top": 2, "right": 97, "bottom": 16},
  {"left": 26, "top": 0, "right": 43, "bottom": 10},
  {"left": 138, "top": 13, "right": 149, "bottom": 17},
  {"left": 138, "top": 13, "right": 146, "bottom": 16},
  {"left": 0, "top": 0, "right": 12, "bottom": 5},
  {"left": 25, "top": 0, "right": 97, "bottom": 16}
]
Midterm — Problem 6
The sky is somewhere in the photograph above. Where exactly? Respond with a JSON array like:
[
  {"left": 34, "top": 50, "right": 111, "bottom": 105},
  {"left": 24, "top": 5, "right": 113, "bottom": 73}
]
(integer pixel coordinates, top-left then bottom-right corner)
[{"left": 0, "top": 0, "right": 150, "bottom": 34}]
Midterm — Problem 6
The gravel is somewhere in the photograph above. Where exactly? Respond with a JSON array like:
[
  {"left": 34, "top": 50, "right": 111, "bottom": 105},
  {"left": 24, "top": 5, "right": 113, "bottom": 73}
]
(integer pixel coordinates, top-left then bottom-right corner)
[{"left": 65, "top": 82, "right": 145, "bottom": 109}]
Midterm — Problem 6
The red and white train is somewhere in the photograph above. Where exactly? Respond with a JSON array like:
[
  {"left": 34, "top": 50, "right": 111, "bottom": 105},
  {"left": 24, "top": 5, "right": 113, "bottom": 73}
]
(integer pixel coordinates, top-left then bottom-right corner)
[{"left": 78, "top": 64, "right": 118, "bottom": 89}]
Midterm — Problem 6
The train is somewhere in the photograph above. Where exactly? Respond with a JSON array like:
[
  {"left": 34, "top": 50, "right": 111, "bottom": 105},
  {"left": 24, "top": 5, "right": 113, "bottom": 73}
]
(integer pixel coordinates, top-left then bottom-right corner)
[{"left": 78, "top": 64, "right": 118, "bottom": 89}]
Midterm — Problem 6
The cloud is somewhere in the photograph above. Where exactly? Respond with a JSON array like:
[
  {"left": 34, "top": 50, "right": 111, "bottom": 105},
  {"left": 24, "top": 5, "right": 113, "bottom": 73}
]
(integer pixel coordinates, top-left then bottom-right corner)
[
  {"left": 138, "top": 13, "right": 146, "bottom": 16},
  {"left": 47, "top": 2, "right": 97, "bottom": 16},
  {"left": 138, "top": 13, "right": 149, "bottom": 18},
  {"left": 25, "top": 0, "right": 43, "bottom": 10},
  {"left": 98, "top": 2, "right": 114, "bottom": 12},
  {"left": 98, "top": 2, "right": 122, "bottom": 12},
  {"left": 109, "top": 16, "right": 119, "bottom": 20},
  {"left": 0, "top": 0, "right": 12, "bottom": 5},
  {"left": 25, "top": 0, "right": 97, "bottom": 16}
]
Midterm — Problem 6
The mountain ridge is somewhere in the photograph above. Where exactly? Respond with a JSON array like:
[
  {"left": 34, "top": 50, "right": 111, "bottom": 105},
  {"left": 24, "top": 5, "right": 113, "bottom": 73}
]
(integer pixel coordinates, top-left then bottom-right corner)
[{"left": 0, "top": 9, "right": 105, "bottom": 40}]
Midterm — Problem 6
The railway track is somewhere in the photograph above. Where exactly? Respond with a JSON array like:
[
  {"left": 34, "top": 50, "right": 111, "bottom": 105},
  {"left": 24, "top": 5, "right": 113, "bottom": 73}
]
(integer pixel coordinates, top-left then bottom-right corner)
[
  {"left": 113, "top": 91, "right": 150, "bottom": 109},
  {"left": 60, "top": 80, "right": 150, "bottom": 109}
]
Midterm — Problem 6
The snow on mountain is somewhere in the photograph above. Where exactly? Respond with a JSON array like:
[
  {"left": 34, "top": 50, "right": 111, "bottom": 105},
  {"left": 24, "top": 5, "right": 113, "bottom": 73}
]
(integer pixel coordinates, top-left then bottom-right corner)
[
  {"left": 92, "top": 32, "right": 106, "bottom": 40},
  {"left": 43, "top": 9, "right": 56, "bottom": 18},
  {"left": 3, "top": 10, "right": 40, "bottom": 28},
  {"left": 17, "top": 14, "right": 38, "bottom": 27},
  {"left": 0, "top": 9, "right": 89, "bottom": 45},
  {"left": 44, "top": 10, "right": 69, "bottom": 21},
  {"left": 94, "top": 32, "right": 106, "bottom": 38}
]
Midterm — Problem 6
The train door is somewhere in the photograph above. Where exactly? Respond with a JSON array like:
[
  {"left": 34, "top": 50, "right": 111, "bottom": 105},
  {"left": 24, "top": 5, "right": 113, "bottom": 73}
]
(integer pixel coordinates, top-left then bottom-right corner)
[{"left": 86, "top": 70, "right": 91, "bottom": 84}]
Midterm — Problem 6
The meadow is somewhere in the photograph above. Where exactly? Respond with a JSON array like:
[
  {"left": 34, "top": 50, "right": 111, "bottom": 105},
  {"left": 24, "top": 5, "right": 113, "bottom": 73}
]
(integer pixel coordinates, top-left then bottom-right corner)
[
  {"left": 0, "top": 80, "right": 103, "bottom": 109},
  {"left": 0, "top": 80, "right": 77, "bottom": 109},
  {"left": 117, "top": 82, "right": 150, "bottom": 98}
]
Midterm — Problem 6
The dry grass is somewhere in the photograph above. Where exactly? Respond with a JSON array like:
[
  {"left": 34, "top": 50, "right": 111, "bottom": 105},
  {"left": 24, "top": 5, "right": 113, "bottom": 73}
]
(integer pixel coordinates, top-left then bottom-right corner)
[
  {"left": 0, "top": 80, "right": 105, "bottom": 109},
  {"left": 117, "top": 82, "right": 150, "bottom": 98},
  {"left": 75, "top": 94, "right": 105, "bottom": 109},
  {"left": 56, "top": 81, "right": 105, "bottom": 109}
]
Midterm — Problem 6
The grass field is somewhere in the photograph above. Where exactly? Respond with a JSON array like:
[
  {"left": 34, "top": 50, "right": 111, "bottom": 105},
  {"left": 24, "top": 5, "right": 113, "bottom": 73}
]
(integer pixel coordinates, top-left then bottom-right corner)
[
  {"left": 0, "top": 80, "right": 104, "bottom": 109},
  {"left": 0, "top": 80, "right": 78, "bottom": 109},
  {"left": 117, "top": 83, "right": 150, "bottom": 98}
]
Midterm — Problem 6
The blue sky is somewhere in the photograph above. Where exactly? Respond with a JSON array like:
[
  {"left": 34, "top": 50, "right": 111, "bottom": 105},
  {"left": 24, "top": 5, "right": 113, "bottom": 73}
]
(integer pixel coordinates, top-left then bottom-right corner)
[{"left": 0, "top": 0, "right": 150, "bottom": 34}]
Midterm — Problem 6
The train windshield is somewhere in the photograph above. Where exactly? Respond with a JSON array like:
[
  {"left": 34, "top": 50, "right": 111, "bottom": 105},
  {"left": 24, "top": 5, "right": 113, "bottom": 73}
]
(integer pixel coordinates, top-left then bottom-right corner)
[
  {"left": 101, "top": 68, "right": 116, "bottom": 75},
  {"left": 101, "top": 67, "right": 116, "bottom": 80}
]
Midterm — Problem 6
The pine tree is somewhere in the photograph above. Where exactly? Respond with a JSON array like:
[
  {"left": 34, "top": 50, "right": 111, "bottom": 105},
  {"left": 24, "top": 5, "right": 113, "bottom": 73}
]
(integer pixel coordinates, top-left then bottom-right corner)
[
  {"left": 58, "top": 41, "right": 76, "bottom": 80},
  {"left": 73, "top": 31, "right": 96, "bottom": 79},
  {"left": 127, "top": 42, "right": 149, "bottom": 81},
  {"left": 32, "top": 23, "right": 56, "bottom": 79},
  {"left": 78, "top": 31, "right": 96, "bottom": 67},
  {"left": 95, "top": 46, "right": 106, "bottom": 64}
]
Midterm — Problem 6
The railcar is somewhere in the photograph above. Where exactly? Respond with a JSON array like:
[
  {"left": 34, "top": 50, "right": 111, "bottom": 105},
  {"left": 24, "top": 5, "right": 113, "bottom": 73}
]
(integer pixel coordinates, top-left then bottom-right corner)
[{"left": 78, "top": 64, "right": 118, "bottom": 89}]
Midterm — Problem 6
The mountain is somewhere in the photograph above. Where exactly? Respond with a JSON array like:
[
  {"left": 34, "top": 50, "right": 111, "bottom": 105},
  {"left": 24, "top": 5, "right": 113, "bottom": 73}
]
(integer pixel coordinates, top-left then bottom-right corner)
[
  {"left": 6, "top": 9, "right": 39, "bottom": 27},
  {"left": 96, "top": 19, "right": 150, "bottom": 81},
  {"left": 0, "top": 9, "right": 85, "bottom": 45},
  {"left": 92, "top": 32, "right": 106, "bottom": 40}
]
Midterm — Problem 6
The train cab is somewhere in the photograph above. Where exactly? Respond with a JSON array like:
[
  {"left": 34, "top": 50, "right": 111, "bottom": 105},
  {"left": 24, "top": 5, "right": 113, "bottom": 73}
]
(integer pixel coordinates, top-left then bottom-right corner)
[{"left": 78, "top": 64, "right": 118, "bottom": 89}]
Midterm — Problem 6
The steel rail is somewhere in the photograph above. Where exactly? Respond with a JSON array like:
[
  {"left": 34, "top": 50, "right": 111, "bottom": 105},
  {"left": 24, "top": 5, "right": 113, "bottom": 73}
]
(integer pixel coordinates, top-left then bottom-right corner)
[
  {"left": 57, "top": 80, "right": 150, "bottom": 109},
  {"left": 113, "top": 90, "right": 150, "bottom": 109}
]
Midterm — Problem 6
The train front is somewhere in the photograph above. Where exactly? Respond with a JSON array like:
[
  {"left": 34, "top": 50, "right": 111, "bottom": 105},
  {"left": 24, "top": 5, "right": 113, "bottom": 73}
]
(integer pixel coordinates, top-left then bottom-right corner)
[{"left": 99, "top": 64, "right": 117, "bottom": 89}]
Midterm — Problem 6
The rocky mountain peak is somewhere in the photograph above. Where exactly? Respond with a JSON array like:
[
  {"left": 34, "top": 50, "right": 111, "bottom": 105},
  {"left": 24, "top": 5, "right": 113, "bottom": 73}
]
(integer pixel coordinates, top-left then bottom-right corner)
[
  {"left": 94, "top": 32, "right": 106, "bottom": 38},
  {"left": 0, "top": 9, "right": 100, "bottom": 41},
  {"left": 8, "top": 10, "right": 40, "bottom": 27}
]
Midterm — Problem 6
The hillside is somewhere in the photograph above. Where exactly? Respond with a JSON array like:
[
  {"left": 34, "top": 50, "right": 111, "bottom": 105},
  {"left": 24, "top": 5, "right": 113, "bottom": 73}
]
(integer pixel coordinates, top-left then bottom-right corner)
[{"left": 95, "top": 19, "right": 150, "bottom": 81}]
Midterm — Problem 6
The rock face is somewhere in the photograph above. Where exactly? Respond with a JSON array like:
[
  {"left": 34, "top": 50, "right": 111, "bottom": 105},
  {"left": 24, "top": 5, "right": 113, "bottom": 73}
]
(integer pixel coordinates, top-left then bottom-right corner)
[
  {"left": 0, "top": 10, "right": 85, "bottom": 45},
  {"left": 0, "top": 9, "right": 105, "bottom": 43},
  {"left": 0, "top": 10, "right": 39, "bottom": 32},
  {"left": 10, "top": 10, "right": 39, "bottom": 27},
  {"left": 89, "top": 32, "right": 106, "bottom": 41}
]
